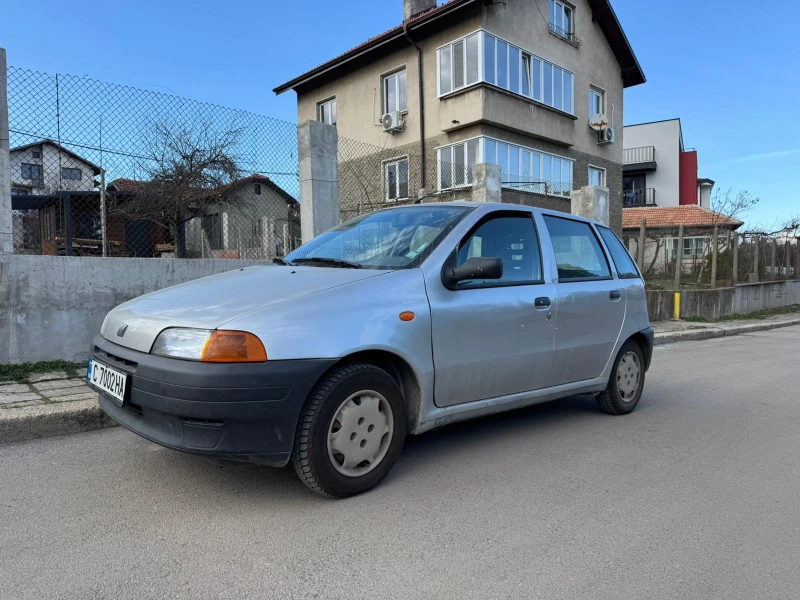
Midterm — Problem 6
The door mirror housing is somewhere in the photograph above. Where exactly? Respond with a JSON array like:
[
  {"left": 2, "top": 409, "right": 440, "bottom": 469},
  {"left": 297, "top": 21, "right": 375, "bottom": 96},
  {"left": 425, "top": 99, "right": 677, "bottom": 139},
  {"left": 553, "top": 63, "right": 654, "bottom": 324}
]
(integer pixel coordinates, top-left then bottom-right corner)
[{"left": 442, "top": 257, "right": 503, "bottom": 290}]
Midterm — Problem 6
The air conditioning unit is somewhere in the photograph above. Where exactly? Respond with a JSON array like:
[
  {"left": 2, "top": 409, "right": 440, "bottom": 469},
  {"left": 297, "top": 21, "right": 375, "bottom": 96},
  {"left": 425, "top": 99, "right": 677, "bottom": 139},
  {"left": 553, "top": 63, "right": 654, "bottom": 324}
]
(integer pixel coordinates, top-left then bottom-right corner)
[
  {"left": 382, "top": 111, "right": 405, "bottom": 133},
  {"left": 598, "top": 127, "right": 615, "bottom": 144}
]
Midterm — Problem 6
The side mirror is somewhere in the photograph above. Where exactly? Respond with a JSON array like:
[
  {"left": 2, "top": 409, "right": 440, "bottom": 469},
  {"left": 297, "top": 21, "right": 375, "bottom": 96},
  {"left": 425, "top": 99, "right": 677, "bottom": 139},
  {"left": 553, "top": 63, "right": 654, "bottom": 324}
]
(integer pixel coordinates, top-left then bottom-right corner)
[{"left": 442, "top": 256, "right": 503, "bottom": 290}]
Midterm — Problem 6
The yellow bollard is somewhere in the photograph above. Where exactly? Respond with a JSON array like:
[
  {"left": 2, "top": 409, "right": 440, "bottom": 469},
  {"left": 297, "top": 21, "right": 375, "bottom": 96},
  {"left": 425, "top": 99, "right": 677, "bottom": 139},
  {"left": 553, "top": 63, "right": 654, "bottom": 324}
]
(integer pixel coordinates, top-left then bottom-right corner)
[{"left": 673, "top": 291, "right": 681, "bottom": 320}]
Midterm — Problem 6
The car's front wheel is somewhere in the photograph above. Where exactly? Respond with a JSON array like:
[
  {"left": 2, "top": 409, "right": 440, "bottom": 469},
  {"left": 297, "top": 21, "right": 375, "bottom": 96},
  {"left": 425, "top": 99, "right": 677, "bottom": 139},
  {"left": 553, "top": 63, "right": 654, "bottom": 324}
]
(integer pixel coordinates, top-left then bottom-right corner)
[
  {"left": 595, "top": 341, "right": 645, "bottom": 415},
  {"left": 292, "top": 363, "right": 406, "bottom": 498}
]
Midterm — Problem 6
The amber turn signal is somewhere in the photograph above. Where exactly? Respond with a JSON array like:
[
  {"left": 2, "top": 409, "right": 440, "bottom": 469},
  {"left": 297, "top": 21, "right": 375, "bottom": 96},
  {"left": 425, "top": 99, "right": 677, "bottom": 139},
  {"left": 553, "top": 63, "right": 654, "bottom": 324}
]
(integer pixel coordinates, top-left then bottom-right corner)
[
  {"left": 201, "top": 330, "right": 268, "bottom": 363},
  {"left": 399, "top": 311, "right": 415, "bottom": 322}
]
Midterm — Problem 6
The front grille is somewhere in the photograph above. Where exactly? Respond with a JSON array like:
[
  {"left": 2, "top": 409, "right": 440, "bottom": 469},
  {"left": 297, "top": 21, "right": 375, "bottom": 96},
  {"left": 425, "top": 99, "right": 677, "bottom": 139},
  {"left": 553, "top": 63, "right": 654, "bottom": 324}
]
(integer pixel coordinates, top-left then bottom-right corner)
[{"left": 94, "top": 346, "right": 138, "bottom": 370}]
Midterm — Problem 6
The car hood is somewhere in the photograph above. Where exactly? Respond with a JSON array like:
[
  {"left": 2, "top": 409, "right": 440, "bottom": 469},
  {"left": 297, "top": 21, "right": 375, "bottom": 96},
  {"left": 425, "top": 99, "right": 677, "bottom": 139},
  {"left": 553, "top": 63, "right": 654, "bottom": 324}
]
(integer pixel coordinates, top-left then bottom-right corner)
[{"left": 100, "top": 265, "right": 388, "bottom": 353}]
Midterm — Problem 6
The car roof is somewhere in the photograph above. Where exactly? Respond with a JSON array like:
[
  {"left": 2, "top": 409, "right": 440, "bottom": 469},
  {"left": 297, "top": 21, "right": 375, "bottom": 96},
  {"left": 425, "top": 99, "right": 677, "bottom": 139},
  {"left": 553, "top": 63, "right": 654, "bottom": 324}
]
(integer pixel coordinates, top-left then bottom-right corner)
[{"left": 402, "top": 201, "right": 603, "bottom": 227}]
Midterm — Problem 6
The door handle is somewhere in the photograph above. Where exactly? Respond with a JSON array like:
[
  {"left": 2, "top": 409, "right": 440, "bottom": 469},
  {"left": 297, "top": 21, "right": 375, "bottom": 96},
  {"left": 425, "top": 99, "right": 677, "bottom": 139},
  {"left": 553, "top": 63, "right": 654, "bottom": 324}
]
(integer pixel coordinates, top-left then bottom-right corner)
[
  {"left": 610, "top": 290, "right": 622, "bottom": 300},
  {"left": 534, "top": 296, "right": 551, "bottom": 308}
]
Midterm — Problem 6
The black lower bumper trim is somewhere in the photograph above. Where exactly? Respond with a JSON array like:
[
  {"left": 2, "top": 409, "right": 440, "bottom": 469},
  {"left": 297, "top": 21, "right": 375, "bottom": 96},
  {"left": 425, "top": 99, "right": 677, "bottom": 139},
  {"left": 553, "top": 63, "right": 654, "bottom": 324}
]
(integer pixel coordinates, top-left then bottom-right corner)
[{"left": 91, "top": 335, "right": 337, "bottom": 465}]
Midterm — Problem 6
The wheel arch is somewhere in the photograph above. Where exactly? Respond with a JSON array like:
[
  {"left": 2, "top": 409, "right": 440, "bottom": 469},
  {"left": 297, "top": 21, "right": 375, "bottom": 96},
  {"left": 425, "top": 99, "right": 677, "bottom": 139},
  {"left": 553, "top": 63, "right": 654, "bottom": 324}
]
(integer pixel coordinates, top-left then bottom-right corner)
[
  {"left": 311, "top": 350, "right": 424, "bottom": 433},
  {"left": 626, "top": 328, "right": 654, "bottom": 371}
]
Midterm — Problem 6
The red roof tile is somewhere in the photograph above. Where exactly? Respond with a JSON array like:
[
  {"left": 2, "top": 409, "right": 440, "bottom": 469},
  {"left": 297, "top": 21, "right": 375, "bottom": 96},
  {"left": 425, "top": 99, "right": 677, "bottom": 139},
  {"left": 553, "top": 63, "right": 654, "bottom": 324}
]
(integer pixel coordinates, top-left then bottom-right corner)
[{"left": 622, "top": 205, "right": 743, "bottom": 230}]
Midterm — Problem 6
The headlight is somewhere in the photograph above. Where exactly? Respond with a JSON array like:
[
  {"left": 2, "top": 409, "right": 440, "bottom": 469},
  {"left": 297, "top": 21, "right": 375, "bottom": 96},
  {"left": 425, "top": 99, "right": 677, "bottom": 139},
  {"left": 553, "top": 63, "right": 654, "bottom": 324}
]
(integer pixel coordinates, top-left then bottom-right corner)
[{"left": 151, "top": 328, "right": 267, "bottom": 363}]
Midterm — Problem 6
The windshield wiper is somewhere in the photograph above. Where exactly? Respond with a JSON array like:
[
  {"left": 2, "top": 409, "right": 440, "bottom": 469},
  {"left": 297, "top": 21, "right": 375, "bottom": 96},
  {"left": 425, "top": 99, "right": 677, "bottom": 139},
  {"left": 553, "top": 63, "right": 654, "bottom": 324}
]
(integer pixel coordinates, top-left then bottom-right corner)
[
  {"left": 291, "top": 257, "right": 363, "bottom": 269},
  {"left": 272, "top": 257, "right": 293, "bottom": 266}
]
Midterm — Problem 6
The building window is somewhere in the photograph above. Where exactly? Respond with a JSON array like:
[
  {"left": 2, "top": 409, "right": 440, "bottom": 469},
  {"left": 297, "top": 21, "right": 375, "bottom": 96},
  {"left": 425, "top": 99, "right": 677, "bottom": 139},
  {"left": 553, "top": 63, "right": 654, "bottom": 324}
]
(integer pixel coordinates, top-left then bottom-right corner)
[
  {"left": 589, "top": 86, "right": 605, "bottom": 117},
  {"left": 61, "top": 167, "right": 82, "bottom": 180},
  {"left": 21, "top": 163, "right": 42, "bottom": 182},
  {"left": 549, "top": 0, "right": 574, "bottom": 38},
  {"left": 383, "top": 70, "right": 407, "bottom": 115},
  {"left": 317, "top": 98, "right": 336, "bottom": 126},
  {"left": 438, "top": 139, "right": 479, "bottom": 190},
  {"left": 32, "top": 151, "right": 41, "bottom": 159},
  {"left": 437, "top": 137, "right": 573, "bottom": 197},
  {"left": 683, "top": 237, "right": 706, "bottom": 258},
  {"left": 11, "top": 187, "right": 28, "bottom": 195},
  {"left": 385, "top": 158, "right": 409, "bottom": 201},
  {"left": 438, "top": 33, "right": 481, "bottom": 96},
  {"left": 254, "top": 183, "right": 262, "bottom": 195},
  {"left": 588, "top": 166, "right": 606, "bottom": 187},
  {"left": 476, "top": 32, "right": 573, "bottom": 113}
]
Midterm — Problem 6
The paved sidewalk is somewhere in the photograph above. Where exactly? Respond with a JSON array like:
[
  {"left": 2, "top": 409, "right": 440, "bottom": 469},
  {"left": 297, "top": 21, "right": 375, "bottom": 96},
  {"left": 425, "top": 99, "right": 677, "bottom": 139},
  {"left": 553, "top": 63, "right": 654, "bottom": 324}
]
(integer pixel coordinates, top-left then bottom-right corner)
[
  {"left": 0, "top": 368, "right": 96, "bottom": 409},
  {"left": 651, "top": 312, "right": 800, "bottom": 345}
]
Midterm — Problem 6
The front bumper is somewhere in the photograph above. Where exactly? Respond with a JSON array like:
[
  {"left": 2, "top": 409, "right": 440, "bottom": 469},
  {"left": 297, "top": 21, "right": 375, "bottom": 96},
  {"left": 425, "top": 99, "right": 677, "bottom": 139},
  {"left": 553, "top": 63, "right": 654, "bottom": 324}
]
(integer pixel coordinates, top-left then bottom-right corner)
[{"left": 91, "top": 335, "right": 337, "bottom": 466}]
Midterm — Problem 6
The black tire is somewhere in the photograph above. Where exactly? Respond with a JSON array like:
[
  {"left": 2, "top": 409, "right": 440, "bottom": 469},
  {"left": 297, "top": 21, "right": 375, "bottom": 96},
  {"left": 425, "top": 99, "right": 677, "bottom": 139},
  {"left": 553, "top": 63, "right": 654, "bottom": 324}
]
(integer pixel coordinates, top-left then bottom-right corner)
[
  {"left": 291, "top": 362, "right": 406, "bottom": 498},
  {"left": 596, "top": 341, "right": 645, "bottom": 415}
]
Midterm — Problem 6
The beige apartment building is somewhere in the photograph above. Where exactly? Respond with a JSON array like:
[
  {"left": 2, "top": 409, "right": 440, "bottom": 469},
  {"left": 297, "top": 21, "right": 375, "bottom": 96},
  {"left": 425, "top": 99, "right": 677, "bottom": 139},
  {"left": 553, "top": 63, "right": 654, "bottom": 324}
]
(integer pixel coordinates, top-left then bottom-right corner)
[{"left": 275, "top": 0, "right": 645, "bottom": 230}]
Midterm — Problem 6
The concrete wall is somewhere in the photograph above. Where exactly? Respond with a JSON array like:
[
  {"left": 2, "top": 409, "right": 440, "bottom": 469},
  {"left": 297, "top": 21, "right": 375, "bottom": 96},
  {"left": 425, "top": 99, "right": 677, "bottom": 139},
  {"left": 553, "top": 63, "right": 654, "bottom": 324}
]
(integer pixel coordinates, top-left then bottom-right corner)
[
  {"left": 647, "top": 280, "right": 800, "bottom": 322},
  {"left": 0, "top": 255, "right": 267, "bottom": 364},
  {"left": 623, "top": 119, "right": 682, "bottom": 207}
]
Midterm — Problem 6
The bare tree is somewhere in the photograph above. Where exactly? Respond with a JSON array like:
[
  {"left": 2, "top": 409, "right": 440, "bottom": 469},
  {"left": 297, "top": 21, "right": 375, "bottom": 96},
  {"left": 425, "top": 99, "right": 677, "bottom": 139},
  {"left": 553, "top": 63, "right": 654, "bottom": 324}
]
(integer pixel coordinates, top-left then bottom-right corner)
[{"left": 112, "top": 121, "right": 242, "bottom": 257}]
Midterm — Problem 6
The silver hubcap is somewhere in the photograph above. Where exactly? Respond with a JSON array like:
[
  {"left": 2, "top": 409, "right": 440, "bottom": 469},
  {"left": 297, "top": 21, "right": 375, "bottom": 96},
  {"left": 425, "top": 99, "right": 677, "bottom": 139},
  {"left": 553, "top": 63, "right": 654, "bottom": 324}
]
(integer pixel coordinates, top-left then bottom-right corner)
[
  {"left": 327, "top": 390, "right": 394, "bottom": 477},
  {"left": 617, "top": 351, "right": 641, "bottom": 402}
]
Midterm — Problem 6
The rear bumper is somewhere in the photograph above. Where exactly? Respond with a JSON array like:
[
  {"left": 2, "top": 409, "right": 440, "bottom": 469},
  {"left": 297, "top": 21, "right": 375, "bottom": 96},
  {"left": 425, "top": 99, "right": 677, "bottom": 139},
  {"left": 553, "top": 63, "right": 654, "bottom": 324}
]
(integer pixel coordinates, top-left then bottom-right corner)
[{"left": 91, "top": 335, "right": 337, "bottom": 466}]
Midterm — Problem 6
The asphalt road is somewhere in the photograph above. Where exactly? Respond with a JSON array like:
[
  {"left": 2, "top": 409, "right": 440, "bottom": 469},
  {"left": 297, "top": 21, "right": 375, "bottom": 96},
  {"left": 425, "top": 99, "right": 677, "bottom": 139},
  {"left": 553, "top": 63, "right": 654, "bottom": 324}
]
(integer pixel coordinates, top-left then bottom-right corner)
[{"left": 2, "top": 326, "right": 799, "bottom": 600}]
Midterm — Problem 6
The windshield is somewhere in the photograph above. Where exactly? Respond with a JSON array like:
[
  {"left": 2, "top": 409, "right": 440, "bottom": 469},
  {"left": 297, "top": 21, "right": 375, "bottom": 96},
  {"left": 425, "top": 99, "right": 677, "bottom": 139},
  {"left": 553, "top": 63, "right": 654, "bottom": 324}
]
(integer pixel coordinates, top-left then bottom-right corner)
[{"left": 285, "top": 206, "right": 471, "bottom": 270}]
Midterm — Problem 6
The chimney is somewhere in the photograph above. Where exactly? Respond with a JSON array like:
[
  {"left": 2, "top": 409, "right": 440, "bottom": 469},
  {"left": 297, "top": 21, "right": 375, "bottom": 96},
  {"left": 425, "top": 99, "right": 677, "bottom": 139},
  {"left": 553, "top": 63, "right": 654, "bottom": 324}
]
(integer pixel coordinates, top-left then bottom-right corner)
[{"left": 404, "top": 0, "right": 437, "bottom": 21}]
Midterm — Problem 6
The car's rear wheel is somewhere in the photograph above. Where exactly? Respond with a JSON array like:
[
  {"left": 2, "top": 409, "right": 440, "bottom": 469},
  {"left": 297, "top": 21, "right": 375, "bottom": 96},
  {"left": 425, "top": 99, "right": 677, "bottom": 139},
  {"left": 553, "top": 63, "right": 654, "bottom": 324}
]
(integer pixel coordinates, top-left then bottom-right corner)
[
  {"left": 595, "top": 341, "right": 645, "bottom": 415},
  {"left": 292, "top": 363, "right": 406, "bottom": 498}
]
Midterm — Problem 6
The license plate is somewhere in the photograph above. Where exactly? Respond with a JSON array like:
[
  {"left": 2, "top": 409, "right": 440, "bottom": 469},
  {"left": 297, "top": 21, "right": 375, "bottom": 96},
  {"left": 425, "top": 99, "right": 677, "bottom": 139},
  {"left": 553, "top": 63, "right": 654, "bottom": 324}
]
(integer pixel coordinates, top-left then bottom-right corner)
[{"left": 87, "top": 358, "right": 128, "bottom": 404}]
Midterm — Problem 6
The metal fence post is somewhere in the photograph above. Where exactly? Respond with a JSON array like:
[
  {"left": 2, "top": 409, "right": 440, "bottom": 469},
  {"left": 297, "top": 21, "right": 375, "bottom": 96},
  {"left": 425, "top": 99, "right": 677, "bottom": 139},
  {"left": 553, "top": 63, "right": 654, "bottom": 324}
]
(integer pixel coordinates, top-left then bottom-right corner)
[
  {"left": 100, "top": 169, "right": 107, "bottom": 257},
  {"left": 711, "top": 224, "right": 718, "bottom": 288},
  {"left": 638, "top": 219, "right": 647, "bottom": 270},
  {"left": 674, "top": 224, "right": 684, "bottom": 289},
  {"left": 731, "top": 231, "right": 739, "bottom": 286},
  {"left": 63, "top": 194, "right": 73, "bottom": 256},
  {"left": 752, "top": 236, "right": 760, "bottom": 283},
  {"left": 770, "top": 239, "right": 777, "bottom": 281},
  {"left": 0, "top": 48, "right": 13, "bottom": 254}
]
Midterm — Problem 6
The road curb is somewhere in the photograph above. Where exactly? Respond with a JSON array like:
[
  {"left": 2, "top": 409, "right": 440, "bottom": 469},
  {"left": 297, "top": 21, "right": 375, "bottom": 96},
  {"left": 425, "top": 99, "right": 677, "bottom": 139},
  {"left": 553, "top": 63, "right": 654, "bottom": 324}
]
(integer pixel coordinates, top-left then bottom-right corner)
[
  {"left": 654, "top": 317, "right": 800, "bottom": 346},
  {"left": 0, "top": 399, "right": 118, "bottom": 445}
]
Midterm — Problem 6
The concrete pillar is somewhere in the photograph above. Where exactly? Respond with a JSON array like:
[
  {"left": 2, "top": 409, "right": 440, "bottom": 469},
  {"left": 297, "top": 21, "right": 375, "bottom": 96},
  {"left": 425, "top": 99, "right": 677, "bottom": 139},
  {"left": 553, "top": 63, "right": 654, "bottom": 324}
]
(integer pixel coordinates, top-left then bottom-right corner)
[
  {"left": 674, "top": 224, "right": 684, "bottom": 290},
  {"left": 731, "top": 231, "right": 739, "bottom": 286},
  {"left": 0, "top": 48, "right": 13, "bottom": 254},
  {"left": 785, "top": 240, "right": 791, "bottom": 280},
  {"left": 570, "top": 185, "right": 609, "bottom": 226},
  {"left": 471, "top": 163, "right": 502, "bottom": 203},
  {"left": 298, "top": 120, "right": 339, "bottom": 244}
]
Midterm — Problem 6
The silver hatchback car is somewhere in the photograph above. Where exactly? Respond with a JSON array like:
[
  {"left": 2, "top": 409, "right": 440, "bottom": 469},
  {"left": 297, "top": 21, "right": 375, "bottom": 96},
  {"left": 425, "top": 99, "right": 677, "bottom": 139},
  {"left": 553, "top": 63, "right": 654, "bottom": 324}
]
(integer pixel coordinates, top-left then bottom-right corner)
[{"left": 90, "top": 203, "right": 653, "bottom": 497}]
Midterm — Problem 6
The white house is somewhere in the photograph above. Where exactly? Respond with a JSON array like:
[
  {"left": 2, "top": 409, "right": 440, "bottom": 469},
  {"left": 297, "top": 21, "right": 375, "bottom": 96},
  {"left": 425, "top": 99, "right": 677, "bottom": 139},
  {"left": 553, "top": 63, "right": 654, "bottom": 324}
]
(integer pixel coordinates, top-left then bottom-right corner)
[{"left": 9, "top": 140, "right": 101, "bottom": 195}]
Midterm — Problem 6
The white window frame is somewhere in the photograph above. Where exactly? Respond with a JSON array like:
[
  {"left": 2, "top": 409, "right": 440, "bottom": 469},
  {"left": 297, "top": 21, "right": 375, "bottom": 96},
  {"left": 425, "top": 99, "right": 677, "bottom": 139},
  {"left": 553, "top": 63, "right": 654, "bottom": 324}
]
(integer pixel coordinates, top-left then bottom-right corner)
[
  {"left": 589, "top": 85, "right": 605, "bottom": 117},
  {"left": 435, "top": 29, "right": 574, "bottom": 115},
  {"left": 436, "top": 138, "right": 481, "bottom": 191},
  {"left": 436, "top": 136, "right": 574, "bottom": 197},
  {"left": 549, "top": 0, "right": 575, "bottom": 37},
  {"left": 384, "top": 156, "right": 410, "bottom": 202},
  {"left": 588, "top": 165, "right": 606, "bottom": 187},
  {"left": 317, "top": 97, "right": 336, "bottom": 126},
  {"left": 382, "top": 68, "right": 407, "bottom": 116}
]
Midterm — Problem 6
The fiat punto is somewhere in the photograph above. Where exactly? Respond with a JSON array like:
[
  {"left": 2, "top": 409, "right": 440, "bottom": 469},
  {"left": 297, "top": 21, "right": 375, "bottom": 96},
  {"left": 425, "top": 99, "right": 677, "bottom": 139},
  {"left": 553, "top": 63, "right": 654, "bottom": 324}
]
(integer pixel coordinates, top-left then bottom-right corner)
[{"left": 89, "top": 203, "right": 653, "bottom": 497}]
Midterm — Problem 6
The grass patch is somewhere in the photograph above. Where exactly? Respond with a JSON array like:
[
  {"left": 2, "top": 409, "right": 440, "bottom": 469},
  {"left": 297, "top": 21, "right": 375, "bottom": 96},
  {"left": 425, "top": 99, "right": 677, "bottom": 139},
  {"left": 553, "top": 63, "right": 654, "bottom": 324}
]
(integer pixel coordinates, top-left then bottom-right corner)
[
  {"left": 0, "top": 361, "right": 86, "bottom": 383},
  {"left": 682, "top": 316, "right": 710, "bottom": 323}
]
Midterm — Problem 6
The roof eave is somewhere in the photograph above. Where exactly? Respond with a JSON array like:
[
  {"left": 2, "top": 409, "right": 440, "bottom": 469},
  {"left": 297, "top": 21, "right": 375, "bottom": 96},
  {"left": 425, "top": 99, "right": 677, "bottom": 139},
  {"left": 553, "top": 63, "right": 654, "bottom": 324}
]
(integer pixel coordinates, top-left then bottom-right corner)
[{"left": 273, "top": 0, "right": 479, "bottom": 95}]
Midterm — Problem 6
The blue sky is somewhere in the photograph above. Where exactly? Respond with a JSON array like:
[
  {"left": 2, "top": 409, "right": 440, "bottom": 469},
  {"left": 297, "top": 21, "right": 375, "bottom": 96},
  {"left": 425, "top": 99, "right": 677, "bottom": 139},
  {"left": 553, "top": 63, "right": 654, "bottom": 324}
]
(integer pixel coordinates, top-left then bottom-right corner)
[{"left": 2, "top": 0, "right": 798, "bottom": 227}]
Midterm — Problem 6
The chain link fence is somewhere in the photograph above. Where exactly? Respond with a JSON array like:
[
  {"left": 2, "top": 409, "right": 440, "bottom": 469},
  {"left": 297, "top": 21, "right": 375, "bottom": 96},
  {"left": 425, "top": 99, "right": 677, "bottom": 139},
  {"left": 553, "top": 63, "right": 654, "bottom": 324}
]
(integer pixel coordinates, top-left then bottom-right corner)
[
  {"left": 622, "top": 224, "right": 799, "bottom": 290},
  {"left": 8, "top": 67, "right": 300, "bottom": 259}
]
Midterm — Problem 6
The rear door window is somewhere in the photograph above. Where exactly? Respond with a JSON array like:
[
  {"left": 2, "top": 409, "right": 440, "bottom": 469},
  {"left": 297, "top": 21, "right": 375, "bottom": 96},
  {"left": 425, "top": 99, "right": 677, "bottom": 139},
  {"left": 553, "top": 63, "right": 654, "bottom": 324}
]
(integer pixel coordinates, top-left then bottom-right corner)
[
  {"left": 543, "top": 215, "right": 611, "bottom": 281},
  {"left": 597, "top": 226, "right": 640, "bottom": 278}
]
